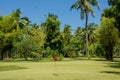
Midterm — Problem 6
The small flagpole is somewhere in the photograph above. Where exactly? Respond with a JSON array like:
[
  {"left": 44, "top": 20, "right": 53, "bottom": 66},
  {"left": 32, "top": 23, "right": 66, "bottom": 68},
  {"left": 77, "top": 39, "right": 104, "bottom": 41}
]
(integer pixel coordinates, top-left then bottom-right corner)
[
  {"left": 54, "top": 60, "right": 57, "bottom": 74},
  {"left": 53, "top": 53, "right": 58, "bottom": 76}
]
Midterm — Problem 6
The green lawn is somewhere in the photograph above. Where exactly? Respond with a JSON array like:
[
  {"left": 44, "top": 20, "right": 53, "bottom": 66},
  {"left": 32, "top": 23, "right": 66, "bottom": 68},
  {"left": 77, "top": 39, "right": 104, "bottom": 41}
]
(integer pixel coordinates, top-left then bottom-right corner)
[{"left": 0, "top": 59, "right": 120, "bottom": 80}]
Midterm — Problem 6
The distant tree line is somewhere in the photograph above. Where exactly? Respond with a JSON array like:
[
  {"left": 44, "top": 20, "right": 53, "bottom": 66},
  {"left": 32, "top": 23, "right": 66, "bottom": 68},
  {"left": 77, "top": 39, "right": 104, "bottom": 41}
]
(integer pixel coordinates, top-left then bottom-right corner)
[{"left": 0, "top": 0, "right": 120, "bottom": 61}]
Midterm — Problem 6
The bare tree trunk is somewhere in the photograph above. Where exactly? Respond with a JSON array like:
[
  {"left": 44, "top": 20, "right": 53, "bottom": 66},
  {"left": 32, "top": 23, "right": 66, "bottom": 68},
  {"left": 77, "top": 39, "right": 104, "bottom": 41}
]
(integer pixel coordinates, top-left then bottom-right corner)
[
  {"left": 105, "top": 51, "right": 109, "bottom": 60},
  {"left": 109, "top": 49, "right": 113, "bottom": 61},
  {"left": 106, "top": 48, "right": 113, "bottom": 61},
  {"left": 24, "top": 51, "right": 28, "bottom": 61},
  {"left": 0, "top": 53, "right": 4, "bottom": 60}
]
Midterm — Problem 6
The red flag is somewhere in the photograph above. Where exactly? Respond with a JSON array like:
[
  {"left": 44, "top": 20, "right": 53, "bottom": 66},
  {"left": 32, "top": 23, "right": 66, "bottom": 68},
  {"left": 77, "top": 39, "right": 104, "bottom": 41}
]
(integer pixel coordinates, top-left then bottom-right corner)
[{"left": 53, "top": 53, "right": 57, "bottom": 61}]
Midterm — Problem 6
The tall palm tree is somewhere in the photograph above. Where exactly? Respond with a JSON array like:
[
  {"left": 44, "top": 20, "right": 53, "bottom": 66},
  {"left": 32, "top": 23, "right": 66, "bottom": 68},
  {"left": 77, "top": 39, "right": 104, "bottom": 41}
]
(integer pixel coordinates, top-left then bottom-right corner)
[{"left": 71, "top": 0, "right": 99, "bottom": 57}]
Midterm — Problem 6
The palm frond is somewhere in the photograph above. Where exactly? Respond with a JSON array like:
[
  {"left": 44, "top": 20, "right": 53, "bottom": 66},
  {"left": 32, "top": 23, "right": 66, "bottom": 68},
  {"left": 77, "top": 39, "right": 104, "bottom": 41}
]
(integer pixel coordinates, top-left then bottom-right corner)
[
  {"left": 71, "top": 0, "right": 99, "bottom": 19},
  {"left": 87, "top": 3, "right": 95, "bottom": 17},
  {"left": 88, "top": 0, "right": 100, "bottom": 9},
  {"left": 70, "top": 0, "right": 81, "bottom": 10}
]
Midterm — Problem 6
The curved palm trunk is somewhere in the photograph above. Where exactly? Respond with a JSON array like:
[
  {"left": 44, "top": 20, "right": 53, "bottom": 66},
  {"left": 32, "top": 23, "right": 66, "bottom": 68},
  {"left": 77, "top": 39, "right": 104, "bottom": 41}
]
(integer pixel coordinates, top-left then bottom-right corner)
[{"left": 85, "top": 13, "right": 89, "bottom": 58}]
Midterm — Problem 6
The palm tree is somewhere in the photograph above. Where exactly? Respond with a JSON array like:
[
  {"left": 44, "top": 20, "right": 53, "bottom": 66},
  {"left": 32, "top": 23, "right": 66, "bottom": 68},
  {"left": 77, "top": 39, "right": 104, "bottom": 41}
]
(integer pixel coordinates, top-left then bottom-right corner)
[
  {"left": 88, "top": 23, "right": 98, "bottom": 44},
  {"left": 88, "top": 23, "right": 99, "bottom": 57},
  {"left": 71, "top": 0, "right": 99, "bottom": 58},
  {"left": 74, "top": 27, "right": 86, "bottom": 51}
]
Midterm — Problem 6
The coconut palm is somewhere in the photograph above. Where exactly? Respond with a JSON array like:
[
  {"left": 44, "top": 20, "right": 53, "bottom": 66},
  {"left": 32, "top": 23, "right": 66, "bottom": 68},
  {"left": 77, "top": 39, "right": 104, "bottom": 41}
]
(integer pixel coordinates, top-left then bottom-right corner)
[
  {"left": 74, "top": 27, "right": 86, "bottom": 51},
  {"left": 88, "top": 23, "right": 99, "bottom": 44},
  {"left": 71, "top": 0, "right": 99, "bottom": 57}
]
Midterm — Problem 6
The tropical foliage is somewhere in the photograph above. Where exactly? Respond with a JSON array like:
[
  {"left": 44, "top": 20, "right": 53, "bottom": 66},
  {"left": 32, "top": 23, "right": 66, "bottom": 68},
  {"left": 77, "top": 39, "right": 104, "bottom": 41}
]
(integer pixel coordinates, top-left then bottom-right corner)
[
  {"left": 99, "top": 17, "right": 119, "bottom": 61},
  {"left": 71, "top": 0, "right": 100, "bottom": 58},
  {"left": 0, "top": 0, "right": 120, "bottom": 61}
]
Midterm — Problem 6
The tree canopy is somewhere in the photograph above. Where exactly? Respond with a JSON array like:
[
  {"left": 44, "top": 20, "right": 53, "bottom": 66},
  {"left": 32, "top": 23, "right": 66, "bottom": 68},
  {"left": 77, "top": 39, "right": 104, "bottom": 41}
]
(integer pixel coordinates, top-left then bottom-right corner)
[
  {"left": 99, "top": 17, "right": 119, "bottom": 61},
  {"left": 0, "top": 0, "right": 120, "bottom": 61}
]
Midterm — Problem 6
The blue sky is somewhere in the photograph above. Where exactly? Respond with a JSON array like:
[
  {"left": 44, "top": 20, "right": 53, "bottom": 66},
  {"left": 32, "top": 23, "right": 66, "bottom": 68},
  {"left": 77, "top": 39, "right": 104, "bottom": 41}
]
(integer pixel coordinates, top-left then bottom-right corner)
[{"left": 0, "top": 0, "right": 109, "bottom": 31}]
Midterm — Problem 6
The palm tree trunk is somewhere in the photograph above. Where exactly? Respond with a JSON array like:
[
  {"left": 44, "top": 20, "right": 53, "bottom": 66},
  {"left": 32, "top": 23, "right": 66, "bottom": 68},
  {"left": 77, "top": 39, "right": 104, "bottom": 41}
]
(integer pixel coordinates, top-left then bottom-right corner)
[{"left": 85, "top": 13, "right": 89, "bottom": 58}]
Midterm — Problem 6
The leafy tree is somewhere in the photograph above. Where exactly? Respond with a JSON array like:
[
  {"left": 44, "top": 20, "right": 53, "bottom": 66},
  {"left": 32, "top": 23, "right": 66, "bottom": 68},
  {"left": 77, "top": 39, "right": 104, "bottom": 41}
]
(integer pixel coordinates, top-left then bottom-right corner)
[
  {"left": 15, "top": 37, "right": 39, "bottom": 60},
  {"left": 114, "top": 39, "right": 120, "bottom": 57},
  {"left": 102, "top": 0, "right": 120, "bottom": 33},
  {"left": 13, "top": 15, "right": 32, "bottom": 60},
  {"left": 62, "top": 43, "right": 78, "bottom": 57},
  {"left": 29, "top": 27, "right": 46, "bottom": 58},
  {"left": 14, "top": 28, "right": 44, "bottom": 61},
  {"left": 94, "top": 43, "right": 104, "bottom": 57},
  {"left": 42, "top": 13, "right": 61, "bottom": 51},
  {"left": 31, "top": 23, "right": 39, "bottom": 29},
  {"left": 71, "top": 0, "right": 100, "bottom": 58},
  {"left": 61, "top": 25, "right": 73, "bottom": 57},
  {"left": 0, "top": 9, "right": 21, "bottom": 60},
  {"left": 99, "top": 17, "right": 119, "bottom": 61},
  {"left": 29, "top": 27, "right": 45, "bottom": 47},
  {"left": 70, "top": 37, "right": 80, "bottom": 57},
  {"left": 62, "top": 24, "right": 72, "bottom": 46},
  {"left": 74, "top": 27, "right": 86, "bottom": 52}
]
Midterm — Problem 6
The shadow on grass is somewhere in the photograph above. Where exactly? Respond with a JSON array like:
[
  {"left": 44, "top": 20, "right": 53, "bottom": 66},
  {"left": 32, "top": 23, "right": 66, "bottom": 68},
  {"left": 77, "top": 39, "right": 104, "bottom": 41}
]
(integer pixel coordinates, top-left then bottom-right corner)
[
  {"left": 0, "top": 58, "right": 55, "bottom": 62},
  {"left": 93, "top": 58, "right": 106, "bottom": 61},
  {"left": 105, "top": 62, "right": 120, "bottom": 69},
  {"left": 101, "top": 71, "right": 120, "bottom": 75},
  {"left": 0, "top": 65, "right": 28, "bottom": 72},
  {"left": 109, "top": 62, "right": 120, "bottom": 69},
  {"left": 0, "top": 58, "right": 37, "bottom": 62},
  {"left": 101, "top": 59, "right": 120, "bottom": 75}
]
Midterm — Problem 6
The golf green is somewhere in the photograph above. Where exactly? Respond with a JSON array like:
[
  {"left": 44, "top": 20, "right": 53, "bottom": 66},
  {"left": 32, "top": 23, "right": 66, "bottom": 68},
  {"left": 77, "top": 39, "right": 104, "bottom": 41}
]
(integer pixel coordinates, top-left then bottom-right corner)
[{"left": 0, "top": 60, "right": 120, "bottom": 80}]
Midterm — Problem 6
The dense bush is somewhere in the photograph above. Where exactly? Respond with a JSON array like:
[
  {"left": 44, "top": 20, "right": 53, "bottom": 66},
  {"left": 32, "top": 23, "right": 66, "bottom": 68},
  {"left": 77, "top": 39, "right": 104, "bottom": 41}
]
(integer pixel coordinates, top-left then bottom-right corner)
[
  {"left": 58, "top": 54, "right": 64, "bottom": 61},
  {"left": 31, "top": 52, "right": 42, "bottom": 61}
]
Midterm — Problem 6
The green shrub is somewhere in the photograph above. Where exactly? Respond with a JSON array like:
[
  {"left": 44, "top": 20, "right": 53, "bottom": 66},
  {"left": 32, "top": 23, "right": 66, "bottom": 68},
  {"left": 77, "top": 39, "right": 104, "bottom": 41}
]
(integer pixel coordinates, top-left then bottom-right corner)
[
  {"left": 31, "top": 52, "right": 42, "bottom": 61},
  {"left": 58, "top": 54, "right": 64, "bottom": 61},
  {"left": 70, "top": 52, "right": 78, "bottom": 58},
  {"left": 13, "top": 54, "right": 20, "bottom": 59},
  {"left": 47, "top": 55, "right": 53, "bottom": 60}
]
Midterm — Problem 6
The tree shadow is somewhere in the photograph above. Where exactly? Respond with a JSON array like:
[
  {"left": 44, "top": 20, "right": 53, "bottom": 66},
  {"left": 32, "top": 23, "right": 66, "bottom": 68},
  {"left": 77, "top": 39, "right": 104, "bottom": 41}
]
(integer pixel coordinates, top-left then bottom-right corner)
[
  {"left": 105, "top": 62, "right": 120, "bottom": 69},
  {"left": 0, "top": 58, "right": 36, "bottom": 62},
  {"left": 101, "top": 71, "right": 120, "bottom": 75},
  {"left": 100, "top": 60, "right": 120, "bottom": 75},
  {"left": 0, "top": 65, "right": 28, "bottom": 72},
  {"left": 93, "top": 58, "right": 106, "bottom": 61}
]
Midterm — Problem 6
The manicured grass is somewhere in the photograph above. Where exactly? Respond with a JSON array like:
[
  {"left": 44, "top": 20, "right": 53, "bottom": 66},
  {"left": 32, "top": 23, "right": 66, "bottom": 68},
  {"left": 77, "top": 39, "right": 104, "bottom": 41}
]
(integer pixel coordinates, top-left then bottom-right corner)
[
  {"left": 0, "top": 59, "right": 120, "bottom": 80},
  {"left": 0, "top": 65, "right": 27, "bottom": 72}
]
